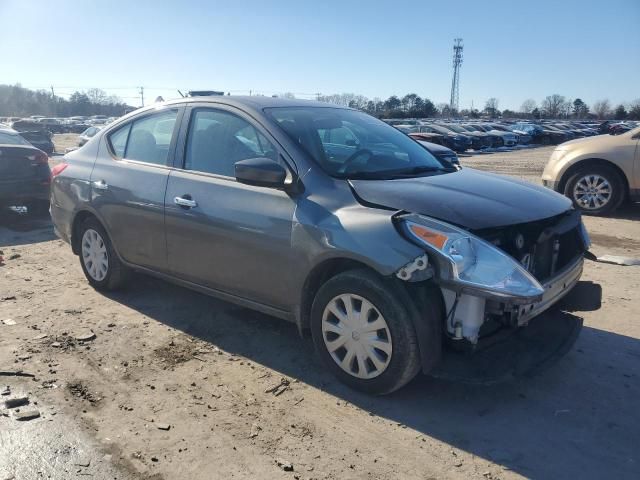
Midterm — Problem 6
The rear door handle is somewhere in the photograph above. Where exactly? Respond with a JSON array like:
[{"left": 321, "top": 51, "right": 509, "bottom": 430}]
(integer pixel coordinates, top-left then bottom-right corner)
[
  {"left": 174, "top": 195, "right": 197, "bottom": 208},
  {"left": 93, "top": 180, "right": 108, "bottom": 190}
]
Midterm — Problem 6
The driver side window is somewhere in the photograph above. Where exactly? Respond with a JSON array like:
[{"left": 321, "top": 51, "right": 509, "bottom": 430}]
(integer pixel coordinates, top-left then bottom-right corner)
[{"left": 185, "top": 109, "right": 278, "bottom": 177}]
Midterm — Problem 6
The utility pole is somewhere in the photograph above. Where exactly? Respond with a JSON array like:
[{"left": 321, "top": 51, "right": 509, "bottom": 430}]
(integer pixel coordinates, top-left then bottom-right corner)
[
  {"left": 139, "top": 86, "right": 145, "bottom": 107},
  {"left": 51, "top": 86, "right": 56, "bottom": 115},
  {"left": 449, "top": 38, "right": 463, "bottom": 114}
]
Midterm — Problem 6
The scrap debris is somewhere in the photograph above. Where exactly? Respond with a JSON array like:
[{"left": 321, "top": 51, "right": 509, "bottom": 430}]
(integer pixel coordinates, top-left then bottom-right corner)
[
  {"left": 265, "top": 377, "right": 291, "bottom": 396},
  {"left": 596, "top": 255, "right": 640, "bottom": 266}
]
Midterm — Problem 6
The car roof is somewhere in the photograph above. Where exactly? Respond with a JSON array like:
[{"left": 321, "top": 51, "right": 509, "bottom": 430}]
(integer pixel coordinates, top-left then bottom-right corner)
[{"left": 164, "top": 95, "right": 346, "bottom": 110}]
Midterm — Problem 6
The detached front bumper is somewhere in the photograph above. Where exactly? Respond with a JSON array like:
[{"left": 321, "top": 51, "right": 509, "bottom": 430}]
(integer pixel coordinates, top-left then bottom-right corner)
[{"left": 440, "top": 255, "right": 584, "bottom": 344}]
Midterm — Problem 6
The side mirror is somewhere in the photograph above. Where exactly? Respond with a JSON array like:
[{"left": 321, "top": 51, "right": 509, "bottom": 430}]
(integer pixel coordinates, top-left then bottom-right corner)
[{"left": 235, "top": 157, "right": 288, "bottom": 189}]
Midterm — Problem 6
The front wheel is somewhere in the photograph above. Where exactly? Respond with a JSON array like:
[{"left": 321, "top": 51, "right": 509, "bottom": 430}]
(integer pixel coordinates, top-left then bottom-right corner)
[
  {"left": 564, "top": 165, "right": 625, "bottom": 215},
  {"left": 310, "top": 269, "right": 429, "bottom": 395},
  {"left": 77, "top": 217, "right": 129, "bottom": 290}
]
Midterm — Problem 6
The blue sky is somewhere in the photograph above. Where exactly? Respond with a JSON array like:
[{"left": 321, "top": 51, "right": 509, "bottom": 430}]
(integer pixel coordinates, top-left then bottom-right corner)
[{"left": 1, "top": 0, "right": 638, "bottom": 110}]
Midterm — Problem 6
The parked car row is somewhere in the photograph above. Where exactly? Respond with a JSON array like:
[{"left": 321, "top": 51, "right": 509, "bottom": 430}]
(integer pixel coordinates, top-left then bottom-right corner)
[
  {"left": 389, "top": 118, "right": 613, "bottom": 153},
  {"left": 0, "top": 115, "right": 120, "bottom": 135}
]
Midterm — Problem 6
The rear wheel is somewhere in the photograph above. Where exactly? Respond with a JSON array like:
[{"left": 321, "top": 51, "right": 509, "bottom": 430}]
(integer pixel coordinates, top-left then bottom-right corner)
[
  {"left": 310, "top": 269, "right": 428, "bottom": 395},
  {"left": 564, "top": 165, "right": 625, "bottom": 215},
  {"left": 77, "top": 217, "right": 129, "bottom": 290}
]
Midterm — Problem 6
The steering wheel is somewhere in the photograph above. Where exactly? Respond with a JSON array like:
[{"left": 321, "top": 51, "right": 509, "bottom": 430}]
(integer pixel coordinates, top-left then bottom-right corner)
[{"left": 338, "top": 148, "right": 373, "bottom": 174}]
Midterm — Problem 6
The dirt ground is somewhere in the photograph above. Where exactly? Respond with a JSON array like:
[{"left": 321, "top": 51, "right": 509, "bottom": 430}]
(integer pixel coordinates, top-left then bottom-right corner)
[{"left": 0, "top": 140, "right": 638, "bottom": 479}]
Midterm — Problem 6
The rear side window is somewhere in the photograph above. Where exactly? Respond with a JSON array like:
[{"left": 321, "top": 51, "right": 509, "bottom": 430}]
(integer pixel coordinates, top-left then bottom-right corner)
[
  {"left": 107, "top": 109, "right": 178, "bottom": 165},
  {"left": 109, "top": 124, "right": 130, "bottom": 157},
  {"left": 0, "top": 132, "right": 30, "bottom": 146}
]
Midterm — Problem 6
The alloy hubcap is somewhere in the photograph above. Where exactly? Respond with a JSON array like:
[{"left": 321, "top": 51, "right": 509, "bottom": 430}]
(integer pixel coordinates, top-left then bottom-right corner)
[
  {"left": 81, "top": 229, "right": 109, "bottom": 281},
  {"left": 573, "top": 174, "right": 612, "bottom": 210},
  {"left": 321, "top": 294, "right": 392, "bottom": 379}
]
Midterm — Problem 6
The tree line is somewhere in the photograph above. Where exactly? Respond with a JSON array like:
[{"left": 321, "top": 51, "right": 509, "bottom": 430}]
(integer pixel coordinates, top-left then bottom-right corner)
[
  {"left": 0, "top": 84, "right": 132, "bottom": 118},
  {"left": 2, "top": 83, "right": 638, "bottom": 121},
  {"left": 311, "top": 92, "right": 640, "bottom": 120}
]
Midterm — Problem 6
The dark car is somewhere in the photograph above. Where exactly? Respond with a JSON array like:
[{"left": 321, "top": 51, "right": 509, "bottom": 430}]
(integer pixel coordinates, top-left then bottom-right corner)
[
  {"left": 19, "top": 130, "right": 55, "bottom": 155},
  {"left": 36, "top": 118, "right": 66, "bottom": 134},
  {"left": 544, "top": 124, "right": 577, "bottom": 140},
  {"left": 414, "top": 139, "right": 460, "bottom": 166},
  {"left": 437, "top": 123, "right": 492, "bottom": 150},
  {"left": 0, "top": 128, "right": 51, "bottom": 214},
  {"left": 10, "top": 120, "right": 52, "bottom": 135},
  {"left": 50, "top": 97, "right": 588, "bottom": 394},
  {"left": 407, "top": 131, "right": 445, "bottom": 146},
  {"left": 511, "top": 123, "right": 567, "bottom": 145},
  {"left": 416, "top": 124, "right": 472, "bottom": 152}
]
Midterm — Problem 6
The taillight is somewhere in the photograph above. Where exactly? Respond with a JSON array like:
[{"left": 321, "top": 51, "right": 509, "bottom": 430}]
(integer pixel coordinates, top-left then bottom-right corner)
[
  {"left": 28, "top": 151, "right": 49, "bottom": 166},
  {"left": 51, "top": 162, "right": 68, "bottom": 177}
]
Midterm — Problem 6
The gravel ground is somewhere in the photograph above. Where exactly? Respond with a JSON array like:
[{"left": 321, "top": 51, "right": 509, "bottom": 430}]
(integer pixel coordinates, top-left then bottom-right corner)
[{"left": 0, "top": 140, "right": 638, "bottom": 480}]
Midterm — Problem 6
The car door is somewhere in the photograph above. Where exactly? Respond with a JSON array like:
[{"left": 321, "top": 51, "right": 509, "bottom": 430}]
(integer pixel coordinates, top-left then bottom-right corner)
[
  {"left": 164, "top": 105, "right": 297, "bottom": 311},
  {"left": 90, "top": 106, "right": 183, "bottom": 272}
]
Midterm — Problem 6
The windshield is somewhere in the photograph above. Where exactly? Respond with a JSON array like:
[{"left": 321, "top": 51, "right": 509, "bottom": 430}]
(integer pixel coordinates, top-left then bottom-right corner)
[
  {"left": 440, "top": 124, "right": 466, "bottom": 133},
  {"left": 0, "top": 131, "right": 30, "bottom": 146},
  {"left": 265, "top": 107, "right": 449, "bottom": 179}
]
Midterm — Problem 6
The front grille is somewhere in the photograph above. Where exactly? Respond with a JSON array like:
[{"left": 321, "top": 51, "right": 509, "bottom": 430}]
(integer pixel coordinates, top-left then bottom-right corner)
[{"left": 474, "top": 211, "right": 585, "bottom": 283}]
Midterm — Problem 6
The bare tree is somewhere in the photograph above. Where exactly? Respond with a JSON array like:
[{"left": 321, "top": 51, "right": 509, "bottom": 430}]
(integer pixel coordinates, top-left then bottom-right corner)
[
  {"left": 85, "top": 88, "right": 108, "bottom": 105},
  {"left": 484, "top": 97, "right": 499, "bottom": 117},
  {"left": 281, "top": 92, "right": 296, "bottom": 99},
  {"left": 520, "top": 99, "right": 537, "bottom": 115},
  {"left": 592, "top": 99, "right": 611, "bottom": 119},
  {"left": 541, "top": 94, "right": 566, "bottom": 118}
]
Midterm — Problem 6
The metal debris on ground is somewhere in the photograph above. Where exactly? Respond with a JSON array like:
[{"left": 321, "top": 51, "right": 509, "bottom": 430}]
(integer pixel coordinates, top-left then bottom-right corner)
[
  {"left": 249, "top": 423, "right": 261, "bottom": 438},
  {"left": 4, "top": 396, "right": 29, "bottom": 408},
  {"left": 156, "top": 423, "right": 171, "bottom": 431},
  {"left": 74, "top": 331, "right": 96, "bottom": 342},
  {"left": 265, "top": 377, "right": 291, "bottom": 396},
  {"left": 1, "top": 386, "right": 10, "bottom": 396},
  {"left": 276, "top": 459, "right": 294, "bottom": 471},
  {"left": 1, "top": 319, "right": 16, "bottom": 326},
  {"left": 14, "top": 409, "right": 40, "bottom": 421},
  {"left": 596, "top": 255, "right": 640, "bottom": 266},
  {"left": 0, "top": 371, "right": 35, "bottom": 378}
]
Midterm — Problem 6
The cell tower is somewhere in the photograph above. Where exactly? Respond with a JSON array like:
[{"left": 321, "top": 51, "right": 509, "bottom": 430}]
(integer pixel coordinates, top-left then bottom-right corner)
[{"left": 449, "top": 38, "right": 463, "bottom": 113}]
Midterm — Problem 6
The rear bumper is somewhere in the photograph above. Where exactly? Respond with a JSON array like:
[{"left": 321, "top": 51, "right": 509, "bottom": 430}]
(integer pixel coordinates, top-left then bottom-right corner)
[{"left": 0, "top": 180, "right": 50, "bottom": 204}]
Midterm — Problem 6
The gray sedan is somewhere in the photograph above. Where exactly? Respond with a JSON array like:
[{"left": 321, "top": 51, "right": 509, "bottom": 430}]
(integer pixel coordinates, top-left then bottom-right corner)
[{"left": 50, "top": 97, "right": 588, "bottom": 394}]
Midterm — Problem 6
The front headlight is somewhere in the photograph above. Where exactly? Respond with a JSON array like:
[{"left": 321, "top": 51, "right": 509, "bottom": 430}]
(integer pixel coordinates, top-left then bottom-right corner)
[{"left": 397, "top": 214, "right": 544, "bottom": 299}]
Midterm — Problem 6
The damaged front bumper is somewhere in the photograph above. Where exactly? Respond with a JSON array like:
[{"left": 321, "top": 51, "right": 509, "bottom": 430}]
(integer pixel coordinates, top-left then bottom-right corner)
[{"left": 440, "top": 255, "right": 584, "bottom": 344}]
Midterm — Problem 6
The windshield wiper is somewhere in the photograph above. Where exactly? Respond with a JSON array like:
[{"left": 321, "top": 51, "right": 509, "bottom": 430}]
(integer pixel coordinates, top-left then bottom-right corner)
[{"left": 345, "top": 165, "right": 450, "bottom": 180}]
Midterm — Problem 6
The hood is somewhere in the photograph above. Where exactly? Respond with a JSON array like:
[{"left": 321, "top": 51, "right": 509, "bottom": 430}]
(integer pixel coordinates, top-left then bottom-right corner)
[{"left": 349, "top": 167, "right": 572, "bottom": 230}]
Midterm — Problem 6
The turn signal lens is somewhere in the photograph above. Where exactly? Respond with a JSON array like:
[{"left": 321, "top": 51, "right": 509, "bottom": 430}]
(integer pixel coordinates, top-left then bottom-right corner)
[{"left": 409, "top": 224, "right": 448, "bottom": 249}]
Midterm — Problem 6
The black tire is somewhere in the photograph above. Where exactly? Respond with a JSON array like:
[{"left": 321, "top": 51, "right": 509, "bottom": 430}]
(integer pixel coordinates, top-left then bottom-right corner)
[
  {"left": 25, "top": 200, "right": 50, "bottom": 217},
  {"left": 310, "top": 269, "right": 433, "bottom": 395},
  {"left": 77, "top": 217, "right": 129, "bottom": 290},
  {"left": 564, "top": 165, "right": 625, "bottom": 215}
]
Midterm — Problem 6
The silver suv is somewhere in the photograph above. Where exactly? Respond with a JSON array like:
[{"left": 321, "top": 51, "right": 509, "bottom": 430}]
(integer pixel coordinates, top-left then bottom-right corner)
[{"left": 50, "top": 97, "right": 589, "bottom": 394}]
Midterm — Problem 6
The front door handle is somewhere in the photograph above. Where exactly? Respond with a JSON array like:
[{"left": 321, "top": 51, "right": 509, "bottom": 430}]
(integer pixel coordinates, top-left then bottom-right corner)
[
  {"left": 93, "top": 180, "right": 108, "bottom": 190},
  {"left": 174, "top": 195, "right": 197, "bottom": 208}
]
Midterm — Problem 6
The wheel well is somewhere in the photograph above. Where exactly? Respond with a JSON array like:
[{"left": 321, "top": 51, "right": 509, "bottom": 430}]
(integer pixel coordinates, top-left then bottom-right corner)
[
  {"left": 70, "top": 210, "right": 98, "bottom": 255},
  {"left": 559, "top": 158, "right": 629, "bottom": 197},
  {"left": 298, "top": 258, "right": 376, "bottom": 331}
]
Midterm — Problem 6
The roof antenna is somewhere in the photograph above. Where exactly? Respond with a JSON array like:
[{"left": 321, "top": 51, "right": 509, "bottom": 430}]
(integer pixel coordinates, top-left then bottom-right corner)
[{"left": 177, "top": 90, "right": 185, "bottom": 98}]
